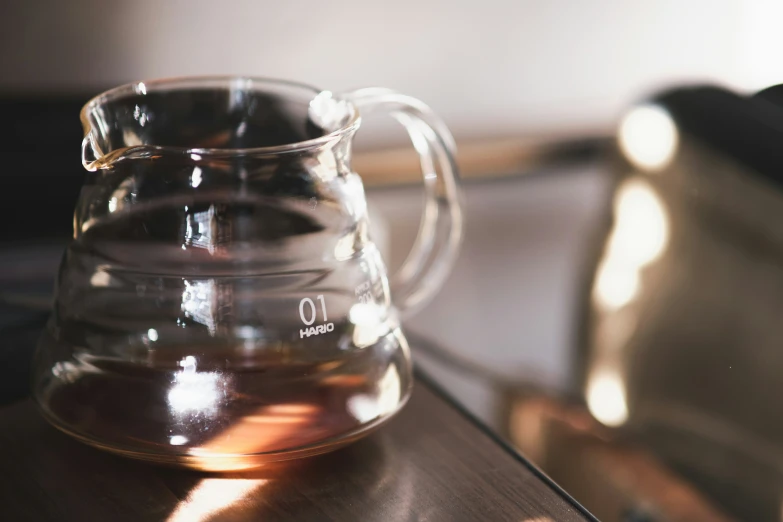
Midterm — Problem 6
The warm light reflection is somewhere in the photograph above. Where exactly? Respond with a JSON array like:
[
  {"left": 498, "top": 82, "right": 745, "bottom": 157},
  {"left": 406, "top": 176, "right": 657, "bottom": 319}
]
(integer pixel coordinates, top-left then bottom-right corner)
[
  {"left": 610, "top": 178, "right": 669, "bottom": 266},
  {"left": 191, "top": 166, "right": 203, "bottom": 188},
  {"left": 187, "top": 402, "right": 319, "bottom": 467},
  {"left": 105, "top": 178, "right": 139, "bottom": 215},
  {"left": 169, "top": 435, "right": 188, "bottom": 446},
  {"left": 349, "top": 303, "right": 386, "bottom": 348},
  {"left": 307, "top": 148, "right": 339, "bottom": 183},
  {"left": 167, "top": 355, "right": 222, "bottom": 415},
  {"left": 166, "top": 478, "right": 267, "bottom": 522},
  {"left": 347, "top": 364, "right": 401, "bottom": 423},
  {"left": 90, "top": 267, "right": 112, "bottom": 287},
  {"left": 133, "top": 104, "right": 149, "bottom": 127},
  {"left": 341, "top": 173, "right": 368, "bottom": 219},
  {"left": 51, "top": 361, "right": 83, "bottom": 383},
  {"left": 184, "top": 205, "right": 218, "bottom": 253},
  {"left": 592, "top": 178, "right": 669, "bottom": 311},
  {"left": 308, "top": 90, "right": 350, "bottom": 132},
  {"left": 593, "top": 259, "right": 641, "bottom": 310},
  {"left": 586, "top": 367, "right": 629, "bottom": 427},
  {"left": 181, "top": 279, "right": 217, "bottom": 334},
  {"left": 334, "top": 232, "right": 357, "bottom": 260},
  {"left": 618, "top": 104, "right": 678, "bottom": 171},
  {"left": 588, "top": 179, "right": 663, "bottom": 427}
]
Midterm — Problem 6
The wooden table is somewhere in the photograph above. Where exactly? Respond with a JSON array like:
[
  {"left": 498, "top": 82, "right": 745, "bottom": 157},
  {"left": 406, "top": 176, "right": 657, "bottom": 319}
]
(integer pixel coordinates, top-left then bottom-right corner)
[{"left": 0, "top": 374, "right": 594, "bottom": 522}]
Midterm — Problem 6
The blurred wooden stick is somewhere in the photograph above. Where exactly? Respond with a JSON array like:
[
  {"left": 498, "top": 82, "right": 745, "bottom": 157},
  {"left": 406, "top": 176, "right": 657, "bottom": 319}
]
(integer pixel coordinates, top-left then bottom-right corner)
[{"left": 353, "top": 133, "right": 610, "bottom": 186}]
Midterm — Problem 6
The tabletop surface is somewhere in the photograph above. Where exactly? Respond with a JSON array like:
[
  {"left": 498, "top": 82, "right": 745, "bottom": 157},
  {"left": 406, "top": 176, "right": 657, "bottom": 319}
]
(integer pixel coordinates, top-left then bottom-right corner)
[{"left": 0, "top": 375, "right": 593, "bottom": 522}]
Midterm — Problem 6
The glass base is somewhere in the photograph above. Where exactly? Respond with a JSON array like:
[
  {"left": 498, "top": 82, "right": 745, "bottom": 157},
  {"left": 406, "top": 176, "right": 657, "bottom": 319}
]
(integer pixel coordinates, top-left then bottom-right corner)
[{"left": 36, "top": 390, "right": 410, "bottom": 471}]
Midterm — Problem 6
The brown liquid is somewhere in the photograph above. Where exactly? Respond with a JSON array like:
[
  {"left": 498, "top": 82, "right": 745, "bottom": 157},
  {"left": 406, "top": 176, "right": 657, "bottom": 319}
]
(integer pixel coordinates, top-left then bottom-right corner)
[{"left": 36, "top": 330, "right": 411, "bottom": 470}]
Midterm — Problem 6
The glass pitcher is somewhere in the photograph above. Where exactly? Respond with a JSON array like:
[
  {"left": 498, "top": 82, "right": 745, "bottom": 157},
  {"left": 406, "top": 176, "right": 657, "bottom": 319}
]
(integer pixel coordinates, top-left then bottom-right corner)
[{"left": 32, "top": 77, "right": 462, "bottom": 471}]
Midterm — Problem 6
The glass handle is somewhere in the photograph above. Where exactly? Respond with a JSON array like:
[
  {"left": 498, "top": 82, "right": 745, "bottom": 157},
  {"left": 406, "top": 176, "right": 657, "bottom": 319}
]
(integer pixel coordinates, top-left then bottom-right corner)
[
  {"left": 343, "top": 88, "right": 463, "bottom": 318},
  {"left": 81, "top": 131, "right": 101, "bottom": 172}
]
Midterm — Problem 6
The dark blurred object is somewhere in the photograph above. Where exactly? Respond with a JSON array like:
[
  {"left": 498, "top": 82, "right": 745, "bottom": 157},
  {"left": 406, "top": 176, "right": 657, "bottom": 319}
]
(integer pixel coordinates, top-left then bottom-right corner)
[
  {"left": 0, "top": 242, "right": 64, "bottom": 404},
  {"left": 0, "top": 96, "right": 88, "bottom": 242},
  {"left": 0, "top": 95, "right": 87, "bottom": 399},
  {"left": 509, "top": 83, "right": 783, "bottom": 522},
  {"left": 0, "top": 308, "right": 48, "bottom": 406}
]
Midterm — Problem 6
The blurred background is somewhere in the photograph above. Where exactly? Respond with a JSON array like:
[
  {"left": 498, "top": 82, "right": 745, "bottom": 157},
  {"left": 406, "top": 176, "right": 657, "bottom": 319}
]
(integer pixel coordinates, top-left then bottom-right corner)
[
  {"left": 5, "top": 1, "right": 783, "bottom": 521},
  {"left": 4, "top": 0, "right": 783, "bottom": 133}
]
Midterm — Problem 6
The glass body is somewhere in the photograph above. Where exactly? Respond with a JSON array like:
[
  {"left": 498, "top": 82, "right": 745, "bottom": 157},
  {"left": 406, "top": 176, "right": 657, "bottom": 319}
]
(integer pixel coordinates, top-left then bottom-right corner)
[{"left": 33, "top": 77, "right": 461, "bottom": 470}]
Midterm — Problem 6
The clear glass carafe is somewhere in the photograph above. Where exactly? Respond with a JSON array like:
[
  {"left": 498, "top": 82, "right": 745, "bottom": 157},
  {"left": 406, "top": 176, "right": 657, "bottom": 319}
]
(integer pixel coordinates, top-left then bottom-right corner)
[{"left": 32, "top": 77, "right": 461, "bottom": 470}]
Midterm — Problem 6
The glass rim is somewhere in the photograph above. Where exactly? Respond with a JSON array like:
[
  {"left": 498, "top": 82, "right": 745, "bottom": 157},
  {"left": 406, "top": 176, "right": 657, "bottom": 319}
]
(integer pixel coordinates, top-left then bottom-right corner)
[{"left": 80, "top": 75, "right": 361, "bottom": 159}]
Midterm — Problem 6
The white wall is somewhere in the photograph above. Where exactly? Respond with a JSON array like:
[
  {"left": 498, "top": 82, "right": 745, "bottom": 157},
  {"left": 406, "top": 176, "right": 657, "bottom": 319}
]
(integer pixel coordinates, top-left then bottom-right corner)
[{"left": 2, "top": 0, "right": 782, "bottom": 138}]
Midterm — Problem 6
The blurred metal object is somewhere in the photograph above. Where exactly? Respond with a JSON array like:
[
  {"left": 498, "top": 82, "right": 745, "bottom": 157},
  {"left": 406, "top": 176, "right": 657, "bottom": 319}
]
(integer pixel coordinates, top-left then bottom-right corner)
[
  {"left": 511, "top": 85, "right": 783, "bottom": 522},
  {"left": 354, "top": 133, "right": 609, "bottom": 186}
]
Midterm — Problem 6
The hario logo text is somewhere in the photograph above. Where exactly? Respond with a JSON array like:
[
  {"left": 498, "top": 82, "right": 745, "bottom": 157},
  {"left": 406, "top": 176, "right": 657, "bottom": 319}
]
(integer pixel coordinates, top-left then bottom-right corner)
[{"left": 300, "top": 322, "right": 335, "bottom": 338}]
